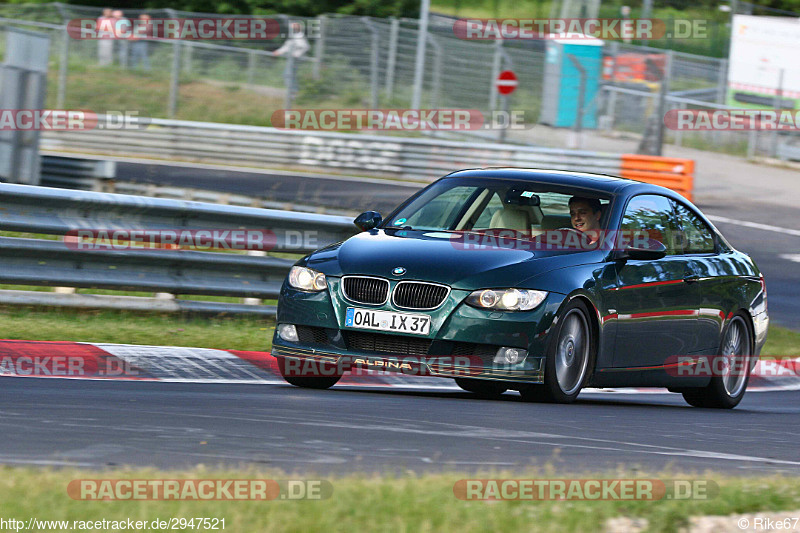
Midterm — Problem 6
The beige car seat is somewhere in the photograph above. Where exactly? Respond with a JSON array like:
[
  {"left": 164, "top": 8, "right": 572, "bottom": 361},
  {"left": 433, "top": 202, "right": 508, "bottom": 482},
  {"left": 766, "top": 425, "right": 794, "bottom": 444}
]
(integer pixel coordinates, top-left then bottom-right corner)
[{"left": 489, "top": 205, "right": 532, "bottom": 230}]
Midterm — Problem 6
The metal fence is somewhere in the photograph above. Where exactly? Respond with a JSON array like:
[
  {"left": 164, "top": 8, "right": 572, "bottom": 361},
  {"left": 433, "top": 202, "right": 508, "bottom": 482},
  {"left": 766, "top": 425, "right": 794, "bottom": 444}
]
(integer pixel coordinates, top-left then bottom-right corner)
[
  {"left": 0, "top": 182, "right": 358, "bottom": 315},
  {"left": 0, "top": 5, "right": 731, "bottom": 132},
  {"left": 4, "top": 3, "right": 796, "bottom": 159},
  {"left": 598, "top": 77, "right": 797, "bottom": 159}
]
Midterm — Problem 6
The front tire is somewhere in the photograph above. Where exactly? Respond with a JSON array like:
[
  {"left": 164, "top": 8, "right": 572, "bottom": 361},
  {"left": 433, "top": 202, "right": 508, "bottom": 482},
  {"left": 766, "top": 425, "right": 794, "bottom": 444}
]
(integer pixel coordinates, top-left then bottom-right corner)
[
  {"left": 277, "top": 356, "right": 341, "bottom": 390},
  {"left": 520, "top": 299, "right": 594, "bottom": 403},
  {"left": 682, "top": 314, "right": 752, "bottom": 409},
  {"left": 455, "top": 377, "right": 508, "bottom": 398}
]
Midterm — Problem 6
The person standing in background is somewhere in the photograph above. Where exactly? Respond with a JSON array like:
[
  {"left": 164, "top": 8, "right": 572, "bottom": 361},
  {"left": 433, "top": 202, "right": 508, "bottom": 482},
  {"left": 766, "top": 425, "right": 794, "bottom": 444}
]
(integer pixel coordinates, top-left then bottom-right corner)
[
  {"left": 97, "top": 8, "right": 113, "bottom": 66},
  {"left": 112, "top": 10, "right": 129, "bottom": 68},
  {"left": 272, "top": 22, "right": 310, "bottom": 103},
  {"left": 130, "top": 13, "right": 152, "bottom": 71}
]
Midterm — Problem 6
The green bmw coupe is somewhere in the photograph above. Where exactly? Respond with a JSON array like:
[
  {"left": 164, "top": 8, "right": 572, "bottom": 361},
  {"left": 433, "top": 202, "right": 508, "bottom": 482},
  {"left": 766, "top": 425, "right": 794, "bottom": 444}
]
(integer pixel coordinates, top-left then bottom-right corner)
[{"left": 272, "top": 169, "right": 768, "bottom": 408}]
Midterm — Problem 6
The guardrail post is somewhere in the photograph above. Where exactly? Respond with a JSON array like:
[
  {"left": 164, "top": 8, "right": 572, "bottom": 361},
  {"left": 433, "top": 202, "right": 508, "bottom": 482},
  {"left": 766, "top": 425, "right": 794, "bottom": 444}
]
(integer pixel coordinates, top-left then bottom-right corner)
[
  {"left": 672, "top": 104, "right": 683, "bottom": 147},
  {"left": 771, "top": 68, "right": 784, "bottom": 158},
  {"left": 363, "top": 18, "right": 380, "bottom": 109},
  {"left": 427, "top": 34, "right": 442, "bottom": 110},
  {"left": 747, "top": 129, "right": 757, "bottom": 159},
  {"left": 168, "top": 41, "right": 182, "bottom": 118},
  {"left": 411, "top": 0, "right": 430, "bottom": 111},
  {"left": 284, "top": 52, "right": 296, "bottom": 110},
  {"left": 489, "top": 39, "right": 502, "bottom": 112},
  {"left": 604, "top": 42, "right": 619, "bottom": 132},
  {"left": 716, "top": 58, "right": 728, "bottom": 105},
  {"left": 57, "top": 25, "right": 69, "bottom": 109},
  {"left": 182, "top": 40, "right": 193, "bottom": 75},
  {"left": 247, "top": 50, "right": 256, "bottom": 85},
  {"left": 243, "top": 250, "right": 268, "bottom": 305},
  {"left": 313, "top": 15, "right": 326, "bottom": 80},
  {"left": 652, "top": 50, "right": 673, "bottom": 156},
  {"left": 385, "top": 17, "right": 399, "bottom": 101}
]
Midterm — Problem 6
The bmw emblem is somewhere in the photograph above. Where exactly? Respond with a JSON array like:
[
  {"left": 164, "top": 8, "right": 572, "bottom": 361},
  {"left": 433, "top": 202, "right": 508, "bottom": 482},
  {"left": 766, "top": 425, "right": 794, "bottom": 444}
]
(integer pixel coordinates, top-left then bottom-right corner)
[{"left": 392, "top": 267, "right": 406, "bottom": 276}]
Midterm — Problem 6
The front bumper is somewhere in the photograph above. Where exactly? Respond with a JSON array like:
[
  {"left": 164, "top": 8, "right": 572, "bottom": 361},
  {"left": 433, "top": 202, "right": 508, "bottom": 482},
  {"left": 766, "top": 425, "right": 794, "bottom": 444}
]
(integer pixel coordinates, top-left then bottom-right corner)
[{"left": 273, "top": 277, "right": 565, "bottom": 385}]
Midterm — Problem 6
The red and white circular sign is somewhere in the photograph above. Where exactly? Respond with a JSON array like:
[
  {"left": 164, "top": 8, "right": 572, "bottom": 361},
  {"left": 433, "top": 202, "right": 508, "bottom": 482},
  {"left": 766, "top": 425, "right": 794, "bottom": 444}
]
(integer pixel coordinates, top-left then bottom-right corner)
[{"left": 496, "top": 70, "right": 518, "bottom": 95}]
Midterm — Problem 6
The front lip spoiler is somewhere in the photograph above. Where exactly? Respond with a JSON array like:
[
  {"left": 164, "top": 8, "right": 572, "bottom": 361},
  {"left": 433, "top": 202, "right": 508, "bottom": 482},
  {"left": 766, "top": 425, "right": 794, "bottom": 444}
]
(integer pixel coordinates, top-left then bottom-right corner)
[{"left": 272, "top": 346, "right": 544, "bottom": 384}]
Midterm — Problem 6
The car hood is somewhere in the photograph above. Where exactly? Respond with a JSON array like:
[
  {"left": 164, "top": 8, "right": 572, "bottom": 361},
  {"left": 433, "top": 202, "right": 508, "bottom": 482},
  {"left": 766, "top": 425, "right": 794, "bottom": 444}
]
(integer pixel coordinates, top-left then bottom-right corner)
[{"left": 304, "top": 229, "right": 600, "bottom": 289}]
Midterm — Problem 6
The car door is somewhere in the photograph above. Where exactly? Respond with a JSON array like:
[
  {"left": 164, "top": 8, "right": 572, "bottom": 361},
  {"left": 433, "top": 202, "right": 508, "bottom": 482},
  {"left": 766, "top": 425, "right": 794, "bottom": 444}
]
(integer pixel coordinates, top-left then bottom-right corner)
[
  {"left": 612, "top": 194, "right": 701, "bottom": 368},
  {"left": 671, "top": 200, "right": 725, "bottom": 354}
]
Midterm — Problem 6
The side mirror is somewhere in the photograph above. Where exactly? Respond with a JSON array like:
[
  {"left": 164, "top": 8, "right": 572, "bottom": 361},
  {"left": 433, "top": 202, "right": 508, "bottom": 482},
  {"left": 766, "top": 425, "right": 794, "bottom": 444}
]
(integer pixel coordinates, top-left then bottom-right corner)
[
  {"left": 354, "top": 211, "right": 382, "bottom": 231},
  {"left": 617, "top": 241, "right": 667, "bottom": 261}
]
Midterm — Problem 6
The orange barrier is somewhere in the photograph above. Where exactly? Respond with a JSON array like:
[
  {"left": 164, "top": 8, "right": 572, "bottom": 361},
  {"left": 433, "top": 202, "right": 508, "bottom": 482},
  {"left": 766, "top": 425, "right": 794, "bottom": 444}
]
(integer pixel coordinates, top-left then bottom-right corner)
[{"left": 620, "top": 154, "right": 695, "bottom": 202}]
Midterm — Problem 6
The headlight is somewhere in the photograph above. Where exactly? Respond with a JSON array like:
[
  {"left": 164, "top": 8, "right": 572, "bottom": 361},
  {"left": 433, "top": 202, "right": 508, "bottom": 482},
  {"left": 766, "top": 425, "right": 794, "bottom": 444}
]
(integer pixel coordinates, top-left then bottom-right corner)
[
  {"left": 288, "top": 266, "right": 327, "bottom": 292},
  {"left": 466, "top": 288, "right": 547, "bottom": 311}
]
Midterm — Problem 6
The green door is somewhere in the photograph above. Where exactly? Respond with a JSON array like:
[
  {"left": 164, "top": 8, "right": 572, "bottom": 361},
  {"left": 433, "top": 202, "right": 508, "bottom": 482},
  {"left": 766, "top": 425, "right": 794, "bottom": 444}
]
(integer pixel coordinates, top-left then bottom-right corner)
[{"left": 612, "top": 194, "right": 701, "bottom": 368}]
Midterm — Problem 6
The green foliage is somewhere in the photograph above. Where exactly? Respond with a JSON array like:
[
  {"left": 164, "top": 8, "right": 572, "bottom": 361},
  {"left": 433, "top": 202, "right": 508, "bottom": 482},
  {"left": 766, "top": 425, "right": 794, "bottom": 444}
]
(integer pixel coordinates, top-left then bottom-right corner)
[{"left": 295, "top": 56, "right": 369, "bottom": 107}]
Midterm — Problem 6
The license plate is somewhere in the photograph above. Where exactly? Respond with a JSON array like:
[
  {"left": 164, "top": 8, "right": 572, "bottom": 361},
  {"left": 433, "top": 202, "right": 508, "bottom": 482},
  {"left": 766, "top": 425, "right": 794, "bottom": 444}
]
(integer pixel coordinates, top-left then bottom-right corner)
[{"left": 345, "top": 307, "right": 431, "bottom": 335}]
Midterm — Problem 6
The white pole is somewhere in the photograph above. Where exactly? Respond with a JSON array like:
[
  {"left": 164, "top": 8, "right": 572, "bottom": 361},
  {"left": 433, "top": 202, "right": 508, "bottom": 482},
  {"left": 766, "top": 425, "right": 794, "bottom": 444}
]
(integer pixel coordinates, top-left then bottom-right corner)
[
  {"left": 411, "top": 0, "right": 430, "bottom": 110},
  {"left": 385, "top": 17, "right": 399, "bottom": 99}
]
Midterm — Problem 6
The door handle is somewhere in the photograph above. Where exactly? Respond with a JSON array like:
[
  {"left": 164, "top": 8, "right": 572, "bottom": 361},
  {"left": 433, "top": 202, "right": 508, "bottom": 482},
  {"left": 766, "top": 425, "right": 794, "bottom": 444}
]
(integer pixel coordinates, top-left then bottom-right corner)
[{"left": 683, "top": 274, "right": 700, "bottom": 283}]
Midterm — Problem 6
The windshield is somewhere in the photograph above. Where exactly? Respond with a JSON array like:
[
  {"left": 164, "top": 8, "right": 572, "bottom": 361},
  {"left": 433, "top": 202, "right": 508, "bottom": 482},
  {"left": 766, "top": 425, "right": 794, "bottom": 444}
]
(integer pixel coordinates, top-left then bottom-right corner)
[{"left": 384, "top": 178, "right": 611, "bottom": 235}]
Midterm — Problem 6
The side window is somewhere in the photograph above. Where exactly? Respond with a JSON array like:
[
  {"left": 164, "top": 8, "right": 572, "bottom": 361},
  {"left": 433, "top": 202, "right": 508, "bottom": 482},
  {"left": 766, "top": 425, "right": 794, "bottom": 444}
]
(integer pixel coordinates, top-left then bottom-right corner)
[
  {"left": 673, "top": 202, "right": 716, "bottom": 254},
  {"left": 620, "top": 195, "right": 681, "bottom": 255}
]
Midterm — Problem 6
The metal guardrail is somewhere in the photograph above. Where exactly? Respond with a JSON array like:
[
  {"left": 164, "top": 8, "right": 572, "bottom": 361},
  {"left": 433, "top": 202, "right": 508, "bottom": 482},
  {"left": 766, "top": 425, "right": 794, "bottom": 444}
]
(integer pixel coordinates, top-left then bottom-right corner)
[
  {"left": 41, "top": 117, "right": 625, "bottom": 182},
  {"left": 41, "top": 116, "right": 695, "bottom": 200},
  {"left": 0, "top": 182, "right": 358, "bottom": 316},
  {"left": 41, "top": 155, "right": 116, "bottom": 190},
  {"left": 104, "top": 181, "right": 357, "bottom": 216}
]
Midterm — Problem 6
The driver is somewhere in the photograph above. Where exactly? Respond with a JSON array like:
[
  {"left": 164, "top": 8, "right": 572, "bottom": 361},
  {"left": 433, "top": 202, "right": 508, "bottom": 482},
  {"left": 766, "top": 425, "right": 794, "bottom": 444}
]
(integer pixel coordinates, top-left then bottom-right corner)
[{"left": 568, "top": 196, "right": 602, "bottom": 244}]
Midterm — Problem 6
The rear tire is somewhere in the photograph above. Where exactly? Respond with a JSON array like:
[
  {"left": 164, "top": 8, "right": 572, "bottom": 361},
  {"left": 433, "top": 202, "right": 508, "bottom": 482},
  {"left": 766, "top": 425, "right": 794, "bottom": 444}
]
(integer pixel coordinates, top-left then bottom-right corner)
[
  {"left": 520, "top": 299, "right": 594, "bottom": 404},
  {"left": 455, "top": 377, "right": 508, "bottom": 397},
  {"left": 681, "top": 314, "right": 752, "bottom": 409},
  {"left": 277, "top": 356, "right": 341, "bottom": 390}
]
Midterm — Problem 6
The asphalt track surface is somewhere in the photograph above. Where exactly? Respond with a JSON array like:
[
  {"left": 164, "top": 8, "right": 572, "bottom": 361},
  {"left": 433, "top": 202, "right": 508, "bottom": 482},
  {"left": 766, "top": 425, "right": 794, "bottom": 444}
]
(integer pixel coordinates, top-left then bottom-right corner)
[
  {"left": 3, "top": 378, "right": 800, "bottom": 474},
  {"left": 117, "top": 160, "right": 800, "bottom": 330}
]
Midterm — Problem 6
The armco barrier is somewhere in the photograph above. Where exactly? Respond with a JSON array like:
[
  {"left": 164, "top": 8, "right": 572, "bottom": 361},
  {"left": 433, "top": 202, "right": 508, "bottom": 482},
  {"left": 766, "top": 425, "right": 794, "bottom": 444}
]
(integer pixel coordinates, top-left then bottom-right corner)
[
  {"left": 41, "top": 155, "right": 116, "bottom": 190},
  {"left": 620, "top": 154, "right": 695, "bottom": 201},
  {"left": 0, "top": 182, "right": 358, "bottom": 316},
  {"left": 41, "top": 117, "right": 695, "bottom": 199}
]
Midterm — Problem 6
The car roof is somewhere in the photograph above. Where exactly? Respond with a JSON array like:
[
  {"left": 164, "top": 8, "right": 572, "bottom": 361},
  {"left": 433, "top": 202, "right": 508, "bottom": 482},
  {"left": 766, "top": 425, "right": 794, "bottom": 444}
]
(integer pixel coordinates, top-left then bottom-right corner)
[{"left": 443, "top": 167, "right": 659, "bottom": 196}]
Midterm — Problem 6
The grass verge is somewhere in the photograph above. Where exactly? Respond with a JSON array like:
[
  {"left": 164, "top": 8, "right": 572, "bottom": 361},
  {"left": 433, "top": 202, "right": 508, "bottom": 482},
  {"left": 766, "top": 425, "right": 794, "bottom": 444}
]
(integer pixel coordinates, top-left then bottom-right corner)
[
  {"left": 0, "top": 306, "right": 273, "bottom": 352},
  {"left": 1, "top": 467, "right": 800, "bottom": 533}
]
